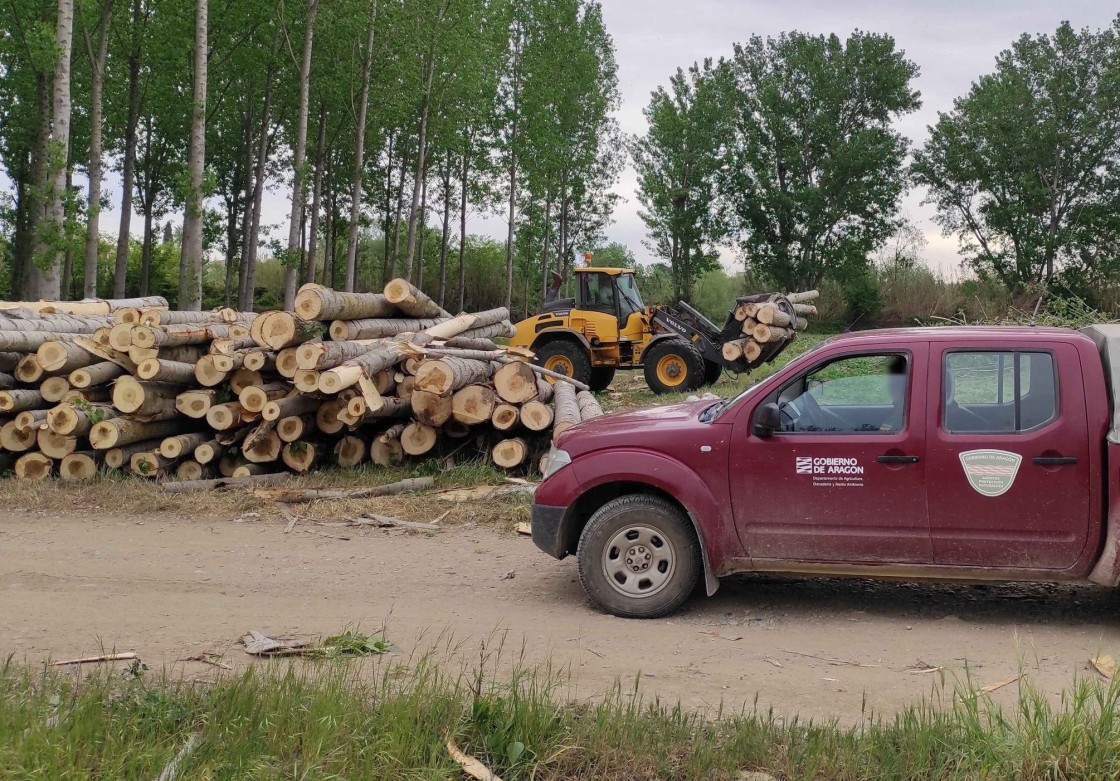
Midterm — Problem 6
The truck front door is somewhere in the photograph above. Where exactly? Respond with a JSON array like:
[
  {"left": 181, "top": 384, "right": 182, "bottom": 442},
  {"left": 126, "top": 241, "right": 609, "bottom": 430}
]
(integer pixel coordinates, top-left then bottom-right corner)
[
  {"left": 925, "top": 342, "right": 1090, "bottom": 570},
  {"left": 730, "top": 345, "right": 932, "bottom": 564}
]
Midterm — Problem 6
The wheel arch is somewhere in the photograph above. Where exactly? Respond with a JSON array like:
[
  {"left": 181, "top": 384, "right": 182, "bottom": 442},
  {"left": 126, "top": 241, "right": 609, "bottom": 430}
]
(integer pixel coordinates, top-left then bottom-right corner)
[
  {"left": 561, "top": 456, "right": 731, "bottom": 596},
  {"left": 531, "top": 329, "right": 591, "bottom": 354}
]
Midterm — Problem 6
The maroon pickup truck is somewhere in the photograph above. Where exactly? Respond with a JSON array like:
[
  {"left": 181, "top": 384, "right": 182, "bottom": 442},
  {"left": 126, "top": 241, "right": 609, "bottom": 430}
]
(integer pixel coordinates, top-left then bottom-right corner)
[{"left": 532, "top": 325, "right": 1120, "bottom": 618}]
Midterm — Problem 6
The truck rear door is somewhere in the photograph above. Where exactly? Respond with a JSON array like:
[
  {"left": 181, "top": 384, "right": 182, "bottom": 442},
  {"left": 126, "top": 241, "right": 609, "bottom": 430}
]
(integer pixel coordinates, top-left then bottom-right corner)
[{"left": 925, "top": 341, "right": 1090, "bottom": 570}]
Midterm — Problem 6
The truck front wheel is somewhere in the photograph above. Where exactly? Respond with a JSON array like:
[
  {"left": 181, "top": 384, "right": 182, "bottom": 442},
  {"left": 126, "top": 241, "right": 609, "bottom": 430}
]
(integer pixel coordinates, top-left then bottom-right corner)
[
  {"left": 577, "top": 495, "right": 702, "bottom": 618},
  {"left": 643, "top": 339, "right": 705, "bottom": 394}
]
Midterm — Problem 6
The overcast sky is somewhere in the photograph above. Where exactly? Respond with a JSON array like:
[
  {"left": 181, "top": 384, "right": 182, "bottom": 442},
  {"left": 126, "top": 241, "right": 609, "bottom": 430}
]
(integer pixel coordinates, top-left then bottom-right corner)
[
  {"left": 17, "top": 1, "right": 1117, "bottom": 279},
  {"left": 597, "top": 0, "right": 1119, "bottom": 274}
]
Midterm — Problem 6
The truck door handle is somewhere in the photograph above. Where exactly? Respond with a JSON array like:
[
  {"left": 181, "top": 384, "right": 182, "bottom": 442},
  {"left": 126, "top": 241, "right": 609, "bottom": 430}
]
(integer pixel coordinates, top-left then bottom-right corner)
[
  {"left": 878, "top": 455, "right": 919, "bottom": 464},
  {"left": 1032, "top": 456, "right": 1078, "bottom": 466}
]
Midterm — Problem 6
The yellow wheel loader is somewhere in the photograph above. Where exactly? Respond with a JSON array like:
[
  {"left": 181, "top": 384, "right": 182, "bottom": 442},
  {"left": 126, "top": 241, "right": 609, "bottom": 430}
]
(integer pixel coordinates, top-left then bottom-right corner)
[{"left": 509, "top": 267, "right": 805, "bottom": 394}]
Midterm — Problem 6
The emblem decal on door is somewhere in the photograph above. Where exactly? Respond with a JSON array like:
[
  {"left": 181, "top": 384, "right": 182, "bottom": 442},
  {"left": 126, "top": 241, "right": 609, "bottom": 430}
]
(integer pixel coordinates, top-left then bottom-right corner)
[{"left": 958, "top": 449, "right": 1022, "bottom": 497}]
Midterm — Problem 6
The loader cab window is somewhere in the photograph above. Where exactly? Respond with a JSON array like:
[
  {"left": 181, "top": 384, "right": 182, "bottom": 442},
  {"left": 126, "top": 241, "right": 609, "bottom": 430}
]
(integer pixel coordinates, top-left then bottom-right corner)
[
  {"left": 942, "top": 351, "right": 1057, "bottom": 433},
  {"left": 616, "top": 273, "right": 645, "bottom": 318},
  {"left": 774, "top": 353, "right": 910, "bottom": 433},
  {"left": 581, "top": 272, "right": 618, "bottom": 316}
]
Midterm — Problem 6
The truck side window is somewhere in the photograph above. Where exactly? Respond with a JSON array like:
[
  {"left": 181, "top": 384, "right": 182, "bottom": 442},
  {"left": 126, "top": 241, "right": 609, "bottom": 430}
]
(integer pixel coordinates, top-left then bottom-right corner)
[
  {"left": 942, "top": 351, "right": 1057, "bottom": 433},
  {"left": 776, "top": 353, "right": 909, "bottom": 433}
]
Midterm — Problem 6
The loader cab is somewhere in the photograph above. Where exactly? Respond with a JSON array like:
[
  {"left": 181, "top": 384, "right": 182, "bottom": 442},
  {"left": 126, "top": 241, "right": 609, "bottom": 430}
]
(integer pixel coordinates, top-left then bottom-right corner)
[{"left": 575, "top": 268, "right": 646, "bottom": 329}]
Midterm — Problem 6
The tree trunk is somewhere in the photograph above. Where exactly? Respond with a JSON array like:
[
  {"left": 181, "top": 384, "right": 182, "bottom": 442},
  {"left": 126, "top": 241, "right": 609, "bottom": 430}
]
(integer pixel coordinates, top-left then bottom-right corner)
[
  {"left": 139, "top": 203, "right": 154, "bottom": 296},
  {"left": 415, "top": 161, "right": 428, "bottom": 289},
  {"left": 458, "top": 144, "right": 469, "bottom": 312},
  {"left": 437, "top": 153, "right": 451, "bottom": 307},
  {"left": 30, "top": 0, "right": 76, "bottom": 301},
  {"left": 281, "top": 0, "right": 319, "bottom": 310},
  {"left": 343, "top": 0, "right": 378, "bottom": 292},
  {"left": 178, "top": 0, "right": 208, "bottom": 311},
  {"left": 390, "top": 139, "right": 408, "bottom": 278},
  {"left": 238, "top": 39, "right": 279, "bottom": 311},
  {"left": 112, "top": 0, "right": 142, "bottom": 298},
  {"left": 82, "top": 0, "right": 114, "bottom": 299},
  {"left": 305, "top": 102, "right": 327, "bottom": 286},
  {"left": 403, "top": 45, "right": 439, "bottom": 279},
  {"left": 504, "top": 30, "right": 522, "bottom": 312}
]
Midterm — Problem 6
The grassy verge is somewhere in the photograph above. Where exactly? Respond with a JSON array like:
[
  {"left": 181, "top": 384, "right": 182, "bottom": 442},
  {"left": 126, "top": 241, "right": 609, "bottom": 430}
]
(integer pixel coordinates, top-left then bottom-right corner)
[
  {"left": 0, "top": 460, "right": 531, "bottom": 529},
  {"left": 3, "top": 650, "right": 1120, "bottom": 780}
]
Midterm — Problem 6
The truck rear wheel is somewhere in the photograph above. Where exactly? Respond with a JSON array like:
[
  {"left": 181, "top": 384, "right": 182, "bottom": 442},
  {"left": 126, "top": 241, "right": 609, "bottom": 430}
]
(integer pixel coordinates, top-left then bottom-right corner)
[
  {"left": 643, "top": 339, "right": 705, "bottom": 394},
  {"left": 536, "top": 340, "right": 592, "bottom": 387},
  {"left": 577, "top": 495, "right": 701, "bottom": 618}
]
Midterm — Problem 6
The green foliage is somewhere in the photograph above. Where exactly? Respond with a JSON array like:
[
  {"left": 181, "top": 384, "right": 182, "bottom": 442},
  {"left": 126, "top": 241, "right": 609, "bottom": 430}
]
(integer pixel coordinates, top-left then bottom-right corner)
[
  {"left": 631, "top": 59, "right": 729, "bottom": 303},
  {"left": 10, "top": 653, "right": 1120, "bottom": 779},
  {"left": 913, "top": 19, "right": 1120, "bottom": 292},
  {"left": 720, "top": 31, "right": 921, "bottom": 292}
]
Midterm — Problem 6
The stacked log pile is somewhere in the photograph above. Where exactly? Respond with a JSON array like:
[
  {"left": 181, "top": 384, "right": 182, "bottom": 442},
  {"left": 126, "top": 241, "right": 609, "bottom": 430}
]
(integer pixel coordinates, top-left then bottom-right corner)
[
  {"left": 0, "top": 282, "right": 602, "bottom": 482},
  {"left": 721, "top": 290, "right": 819, "bottom": 365}
]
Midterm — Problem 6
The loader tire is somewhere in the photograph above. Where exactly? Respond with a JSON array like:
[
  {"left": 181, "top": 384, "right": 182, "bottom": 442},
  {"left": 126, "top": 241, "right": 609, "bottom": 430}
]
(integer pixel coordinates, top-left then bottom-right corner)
[
  {"left": 643, "top": 339, "right": 705, "bottom": 394},
  {"left": 536, "top": 340, "right": 592, "bottom": 387}
]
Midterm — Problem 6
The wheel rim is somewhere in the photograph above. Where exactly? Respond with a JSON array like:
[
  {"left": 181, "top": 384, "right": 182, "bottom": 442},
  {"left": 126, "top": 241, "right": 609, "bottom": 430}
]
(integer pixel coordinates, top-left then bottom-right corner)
[
  {"left": 602, "top": 524, "right": 677, "bottom": 598},
  {"left": 544, "top": 355, "right": 575, "bottom": 377},
  {"left": 656, "top": 355, "right": 688, "bottom": 387}
]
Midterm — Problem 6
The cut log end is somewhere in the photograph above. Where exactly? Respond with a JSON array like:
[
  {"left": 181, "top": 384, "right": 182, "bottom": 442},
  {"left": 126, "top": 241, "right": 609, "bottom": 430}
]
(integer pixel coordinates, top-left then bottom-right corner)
[
  {"left": 492, "top": 437, "right": 528, "bottom": 469},
  {"left": 401, "top": 421, "right": 438, "bottom": 455}
]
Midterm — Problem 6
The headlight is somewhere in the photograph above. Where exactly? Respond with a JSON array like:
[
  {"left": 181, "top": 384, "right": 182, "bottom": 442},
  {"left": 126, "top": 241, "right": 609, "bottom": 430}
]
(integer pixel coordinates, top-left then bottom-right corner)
[{"left": 542, "top": 447, "right": 572, "bottom": 479}]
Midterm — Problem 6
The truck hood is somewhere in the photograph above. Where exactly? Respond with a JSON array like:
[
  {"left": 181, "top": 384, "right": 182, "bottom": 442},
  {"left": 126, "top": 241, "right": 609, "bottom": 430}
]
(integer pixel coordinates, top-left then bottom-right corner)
[{"left": 555, "top": 400, "right": 715, "bottom": 455}]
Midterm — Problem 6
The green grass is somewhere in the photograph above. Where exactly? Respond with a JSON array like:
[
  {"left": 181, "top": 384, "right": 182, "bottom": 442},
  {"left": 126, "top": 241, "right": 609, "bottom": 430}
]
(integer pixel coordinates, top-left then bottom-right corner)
[{"left": 6, "top": 650, "right": 1120, "bottom": 780}]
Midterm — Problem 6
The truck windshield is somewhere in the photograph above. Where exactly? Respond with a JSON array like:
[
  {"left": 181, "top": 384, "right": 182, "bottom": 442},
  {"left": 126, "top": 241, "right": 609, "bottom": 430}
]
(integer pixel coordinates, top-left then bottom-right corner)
[{"left": 617, "top": 274, "right": 645, "bottom": 315}]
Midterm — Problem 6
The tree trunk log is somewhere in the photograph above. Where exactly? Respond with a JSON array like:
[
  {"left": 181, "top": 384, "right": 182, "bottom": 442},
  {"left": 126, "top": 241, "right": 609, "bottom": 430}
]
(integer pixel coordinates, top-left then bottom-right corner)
[
  {"left": 239, "top": 383, "right": 289, "bottom": 414},
  {"left": 60, "top": 451, "right": 98, "bottom": 480},
  {"left": 577, "top": 391, "right": 604, "bottom": 422},
  {"left": 176, "top": 389, "right": 217, "bottom": 419},
  {"left": 70, "top": 360, "right": 126, "bottom": 388},
  {"left": 333, "top": 435, "right": 366, "bottom": 467},
  {"left": 282, "top": 440, "right": 323, "bottom": 472},
  {"left": 383, "top": 278, "right": 451, "bottom": 318},
  {"left": 47, "top": 402, "right": 118, "bottom": 436},
  {"left": 294, "top": 288, "right": 397, "bottom": 321},
  {"left": 329, "top": 316, "right": 447, "bottom": 341},
  {"left": 553, "top": 382, "right": 580, "bottom": 439},
  {"left": 411, "top": 390, "right": 453, "bottom": 426},
  {"left": 15, "top": 452, "right": 53, "bottom": 480},
  {"left": 37, "top": 428, "right": 78, "bottom": 459},
  {"left": 36, "top": 340, "right": 98, "bottom": 372},
  {"left": 520, "top": 400, "right": 554, "bottom": 431},
  {"left": 262, "top": 394, "right": 319, "bottom": 422},
  {"left": 451, "top": 385, "right": 496, "bottom": 425},
  {"left": 90, "top": 418, "right": 182, "bottom": 449},
  {"left": 160, "top": 432, "right": 212, "bottom": 459},
  {"left": 137, "top": 359, "right": 197, "bottom": 384},
  {"left": 492, "top": 437, "right": 528, "bottom": 468},
  {"left": 491, "top": 403, "right": 519, "bottom": 431},
  {"left": 494, "top": 361, "right": 538, "bottom": 403},
  {"left": 401, "top": 421, "right": 438, "bottom": 455},
  {"left": 415, "top": 357, "right": 492, "bottom": 396},
  {"left": 0, "top": 390, "right": 44, "bottom": 413},
  {"left": 250, "top": 311, "right": 321, "bottom": 350},
  {"left": 277, "top": 413, "right": 317, "bottom": 443}
]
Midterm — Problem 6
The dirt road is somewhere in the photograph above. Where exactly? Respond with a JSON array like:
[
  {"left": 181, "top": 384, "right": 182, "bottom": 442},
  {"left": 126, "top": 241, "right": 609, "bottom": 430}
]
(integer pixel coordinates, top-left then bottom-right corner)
[{"left": 4, "top": 508, "right": 1120, "bottom": 722}]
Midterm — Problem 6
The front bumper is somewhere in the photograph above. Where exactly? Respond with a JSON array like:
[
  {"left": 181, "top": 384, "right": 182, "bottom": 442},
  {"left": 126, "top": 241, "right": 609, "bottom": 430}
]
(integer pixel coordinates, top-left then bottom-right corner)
[{"left": 531, "top": 504, "right": 568, "bottom": 559}]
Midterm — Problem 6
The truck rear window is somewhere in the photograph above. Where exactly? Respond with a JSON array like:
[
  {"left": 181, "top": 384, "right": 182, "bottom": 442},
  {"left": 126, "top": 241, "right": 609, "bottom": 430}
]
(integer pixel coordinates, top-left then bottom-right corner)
[{"left": 942, "top": 351, "right": 1057, "bottom": 433}]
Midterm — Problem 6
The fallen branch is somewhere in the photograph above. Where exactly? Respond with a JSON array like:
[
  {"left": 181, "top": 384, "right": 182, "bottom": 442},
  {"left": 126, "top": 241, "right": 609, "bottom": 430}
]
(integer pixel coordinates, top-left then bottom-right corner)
[
  {"left": 504, "top": 358, "right": 590, "bottom": 391},
  {"left": 447, "top": 739, "right": 504, "bottom": 781},
  {"left": 779, "top": 648, "right": 880, "bottom": 668},
  {"left": 160, "top": 472, "right": 290, "bottom": 494},
  {"left": 51, "top": 652, "right": 139, "bottom": 666},
  {"left": 349, "top": 513, "right": 442, "bottom": 532},
  {"left": 255, "top": 476, "right": 434, "bottom": 503}
]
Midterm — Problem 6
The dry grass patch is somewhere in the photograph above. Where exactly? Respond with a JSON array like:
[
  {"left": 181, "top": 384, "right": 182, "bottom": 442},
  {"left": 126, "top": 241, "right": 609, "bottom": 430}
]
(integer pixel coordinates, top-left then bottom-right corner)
[{"left": 0, "top": 461, "right": 531, "bottom": 531}]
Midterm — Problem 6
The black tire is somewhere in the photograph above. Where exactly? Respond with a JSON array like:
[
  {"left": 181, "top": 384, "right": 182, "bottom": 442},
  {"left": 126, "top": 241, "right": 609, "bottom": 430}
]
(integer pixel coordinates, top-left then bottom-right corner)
[
  {"left": 577, "top": 495, "right": 702, "bottom": 618},
  {"left": 589, "top": 367, "right": 616, "bottom": 392},
  {"left": 703, "top": 360, "right": 723, "bottom": 386},
  {"left": 535, "top": 340, "right": 592, "bottom": 386},
  {"left": 642, "top": 339, "right": 706, "bottom": 394}
]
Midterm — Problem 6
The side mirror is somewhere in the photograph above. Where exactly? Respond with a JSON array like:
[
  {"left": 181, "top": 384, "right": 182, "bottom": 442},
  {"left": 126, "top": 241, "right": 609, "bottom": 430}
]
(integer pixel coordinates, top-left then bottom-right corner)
[{"left": 752, "top": 403, "right": 781, "bottom": 438}]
